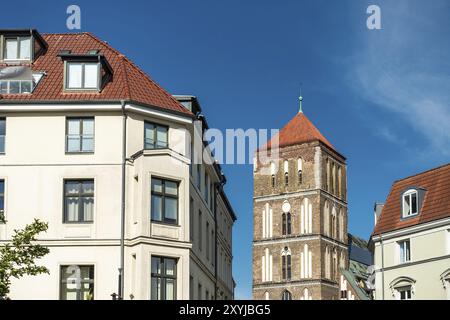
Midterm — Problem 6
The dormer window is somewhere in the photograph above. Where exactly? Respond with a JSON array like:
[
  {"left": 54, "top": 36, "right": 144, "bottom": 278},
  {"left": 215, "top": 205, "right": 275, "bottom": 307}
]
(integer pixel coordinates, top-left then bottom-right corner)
[
  {"left": 402, "top": 189, "right": 418, "bottom": 218},
  {"left": 66, "top": 62, "right": 100, "bottom": 90},
  {"left": 60, "top": 51, "right": 113, "bottom": 92},
  {"left": 4, "top": 36, "right": 31, "bottom": 60}
]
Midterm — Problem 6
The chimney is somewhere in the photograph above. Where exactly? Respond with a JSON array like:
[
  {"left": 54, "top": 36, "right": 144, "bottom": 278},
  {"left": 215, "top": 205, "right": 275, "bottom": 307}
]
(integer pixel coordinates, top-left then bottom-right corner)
[{"left": 373, "top": 202, "right": 384, "bottom": 226}]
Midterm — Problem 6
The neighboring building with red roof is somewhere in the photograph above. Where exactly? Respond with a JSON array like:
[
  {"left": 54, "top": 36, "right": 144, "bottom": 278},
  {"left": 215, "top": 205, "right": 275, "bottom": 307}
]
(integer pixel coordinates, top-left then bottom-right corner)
[
  {"left": 0, "top": 29, "right": 236, "bottom": 300},
  {"left": 252, "top": 100, "right": 349, "bottom": 300},
  {"left": 371, "top": 163, "right": 450, "bottom": 300}
]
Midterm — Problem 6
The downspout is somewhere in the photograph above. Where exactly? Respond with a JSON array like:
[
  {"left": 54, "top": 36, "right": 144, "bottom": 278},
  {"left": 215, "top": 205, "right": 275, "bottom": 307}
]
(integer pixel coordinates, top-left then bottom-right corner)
[{"left": 118, "top": 100, "right": 127, "bottom": 299}]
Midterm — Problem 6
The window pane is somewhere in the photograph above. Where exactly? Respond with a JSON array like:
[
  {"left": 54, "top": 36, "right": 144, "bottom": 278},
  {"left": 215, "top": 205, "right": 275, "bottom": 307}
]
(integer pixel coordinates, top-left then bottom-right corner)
[
  {"left": 84, "top": 64, "right": 98, "bottom": 89},
  {"left": 5, "top": 39, "right": 18, "bottom": 59},
  {"left": 144, "top": 123, "right": 155, "bottom": 149},
  {"left": 151, "top": 195, "right": 162, "bottom": 221},
  {"left": 68, "top": 63, "right": 82, "bottom": 88},
  {"left": 404, "top": 195, "right": 411, "bottom": 216},
  {"left": 165, "top": 181, "right": 177, "bottom": 196},
  {"left": 65, "top": 197, "right": 79, "bottom": 222},
  {"left": 411, "top": 193, "right": 417, "bottom": 214},
  {"left": 156, "top": 126, "right": 168, "bottom": 148},
  {"left": 0, "top": 82, "right": 7, "bottom": 94},
  {"left": 165, "top": 198, "right": 177, "bottom": 222},
  {"left": 19, "top": 37, "right": 31, "bottom": 59},
  {"left": 65, "top": 181, "right": 80, "bottom": 195},
  {"left": 82, "top": 181, "right": 94, "bottom": 194},
  {"left": 67, "top": 119, "right": 80, "bottom": 135},
  {"left": 151, "top": 277, "right": 161, "bottom": 300},
  {"left": 67, "top": 136, "right": 81, "bottom": 152},
  {"left": 82, "top": 136, "right": 94, "bottom": 152},
  {"left": 165, "top": 259, "right": 175, "bottom": 276},
  {"left": 151, "top": 257, "right": 161, "bottom": 274},
  {"left": 151, "top": 179, "right": 163, "bottom": 193},
  {"left": 20, "top": 81, "right": 32, "bottom": 93},
  {"left": 0, "top": 181, "right": 4, "bottom": 194},
  {"left": 82, "top": 119, "right": 94, "bottom": 135},
  {"left": 82, "top": 197, "right": 94, "bottom": 221},
  {"left": 9, "top": 81, "right": 20, "bottom": 94},
  {"left": 166, "top": 279, "right": 175, "bottom": 300}
]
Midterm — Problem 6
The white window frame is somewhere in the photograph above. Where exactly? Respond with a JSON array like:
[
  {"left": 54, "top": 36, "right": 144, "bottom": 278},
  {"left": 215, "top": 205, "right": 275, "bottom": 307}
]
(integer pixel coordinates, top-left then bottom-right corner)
[
  {"left": 398, "top": 239, "right": 411, "bottom": 264},
  {"left": 65, "top": 61, "right": 100, "bottom": 91},
  {"left": 0, "top": 80, "right": 33, "bottom": 94},
  {"left": 397, "top": 286, "right": 412, "bottom": 300},
  {"left": 402, "top": 189, "right": 418, "bottom": 218},
  {"left": 3, "top": 36, "right": 32, "bottom": 61}
]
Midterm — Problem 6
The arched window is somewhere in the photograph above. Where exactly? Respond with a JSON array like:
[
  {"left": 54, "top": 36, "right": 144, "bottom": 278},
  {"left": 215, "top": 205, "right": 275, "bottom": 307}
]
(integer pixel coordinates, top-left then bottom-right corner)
[
  {"left": 282, "top": 290, "right": 292, "bottom": 300},
  {"left": 301, "top": 198, "right": 312, "bottom": 234},
  {"left": 297, "top": 158, "right": 303, "bottom": 185},
  {"left": 323, "top": 200, "right": 330, "bottom": 236},
  {"left": 338, "top": 166, "right": 342, "bottom": 198},
  {"left": 300, "top": 243, "right": 312, "bottom": 279},
  {"left": 270, "top": 162, "right": 276, "bottom": 187},
  {"left": 264, "top": 291, "right": 270, "bottom": 300},
  {"left": 339, "top": 209, "right": 344, "bottom": 242},
  {"left": 282, "top": 212, "right": 292, "bottom": 235},
  {"left": 331, "top": 206, "right": 337, "bottom": 239},
  {"left": 261, "top": 248, "right": 273, "bottom": 282},
  {"left": 284, "top": 160, "right": 289, "bottom": 186},
  {"left": 325, "top": 246, "right": 331, "bottom": 279},
  {"left": 281, "top": 247, "right": 292, "bottom": 281},
  {"left": 389, "top": 277, "right": 416, "bottom": 300},
  {"left": 262, "top": 203, "right": 273, "bottom": 238},
  {"left": 333, "top": 248, "right": 338, "bottom": 280},
  {"left": 325, "top": 158, "right": 330, "bottom": 191},
  {"left": 402, "top": 189, "right": 419, "bottom": 218},
  {"left": 301, "top": 288, "right": 312, "bottom": 300}
]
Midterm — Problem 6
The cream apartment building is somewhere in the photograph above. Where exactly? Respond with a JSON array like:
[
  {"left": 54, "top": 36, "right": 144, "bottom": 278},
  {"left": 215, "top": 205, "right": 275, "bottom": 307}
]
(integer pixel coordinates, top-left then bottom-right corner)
[
  {"left": 371, "top": 163, "right": 450, "bottom": 300},
  {"left": 0, "top": 29, "right": 236, "bottom": 300}
]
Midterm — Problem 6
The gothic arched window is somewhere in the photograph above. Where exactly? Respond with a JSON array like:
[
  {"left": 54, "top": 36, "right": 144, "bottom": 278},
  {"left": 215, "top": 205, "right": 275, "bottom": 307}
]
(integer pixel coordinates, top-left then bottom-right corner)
[
  {"left": 282, "top": 212, "right": 292, "bottom": 236},
  {"left": 281, "top": 247, "right": 292, "bottom": 281},
  {"left": 282, "top": 290, "right": 292, "bottom": 300}
]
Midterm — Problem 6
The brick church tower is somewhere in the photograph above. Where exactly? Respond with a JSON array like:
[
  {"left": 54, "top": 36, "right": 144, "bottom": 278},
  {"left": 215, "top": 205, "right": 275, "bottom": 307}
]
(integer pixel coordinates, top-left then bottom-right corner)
[{"left": 252, "top": 99, "right": 348, "bottom": 300}]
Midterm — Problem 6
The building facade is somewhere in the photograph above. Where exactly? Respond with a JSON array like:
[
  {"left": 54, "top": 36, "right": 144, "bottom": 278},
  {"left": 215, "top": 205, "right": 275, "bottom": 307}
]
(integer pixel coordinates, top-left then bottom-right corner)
[
  {"left": 0, "top": 29, "right": 236, "bottom": 300},
  {"left": 252, "top": 106, "right": 348, "bottom": 300},
  {"left": 371, "top": 163, "right": 450, "bottom": 300}
]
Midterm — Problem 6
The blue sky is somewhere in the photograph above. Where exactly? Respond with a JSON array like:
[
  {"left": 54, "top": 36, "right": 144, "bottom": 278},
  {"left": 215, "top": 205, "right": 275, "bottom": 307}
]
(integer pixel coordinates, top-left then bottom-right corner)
[{"left": 2, "top": 0, "right": 449, "bottom": 299}]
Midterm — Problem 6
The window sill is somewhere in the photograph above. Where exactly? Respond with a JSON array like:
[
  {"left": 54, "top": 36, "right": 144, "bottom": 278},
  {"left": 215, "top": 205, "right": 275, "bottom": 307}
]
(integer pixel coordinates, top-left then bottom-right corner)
[
  {"left": 65, "top": 151, "right": 95, "bottom": 155},
  {"left": 63, "top": 221, "right": 94, "bottom": 224},
  {"left": 151, "top": 221, "right": 180, "bottom": 227}
]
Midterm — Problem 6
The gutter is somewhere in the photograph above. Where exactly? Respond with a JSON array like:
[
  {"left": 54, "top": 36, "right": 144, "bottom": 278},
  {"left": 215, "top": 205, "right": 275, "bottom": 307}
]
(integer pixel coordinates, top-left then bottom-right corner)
[{"left": 118, "top": 100, "right": 127, "bottom": 299}]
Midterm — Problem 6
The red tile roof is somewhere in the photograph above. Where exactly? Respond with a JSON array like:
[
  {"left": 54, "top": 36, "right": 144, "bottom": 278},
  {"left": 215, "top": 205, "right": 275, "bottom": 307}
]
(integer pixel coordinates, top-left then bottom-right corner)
[
  {"left": 260, "top": 112, "right": 336, "bottom": 152},
  {"left": 0, "top": 32, "right": 192, "bottom": 116},
  {"left": 372, "top": 163, "right": 450, "bottom": 236}
]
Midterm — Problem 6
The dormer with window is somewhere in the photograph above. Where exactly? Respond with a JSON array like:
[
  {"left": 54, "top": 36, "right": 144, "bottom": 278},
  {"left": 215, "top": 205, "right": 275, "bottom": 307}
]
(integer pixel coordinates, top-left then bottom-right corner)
[
  {"left": 0, "top": 29, "right": 47, "bottom": 63},
  {"left": 60, "top": 51, "right": 112, "bottom": 92},
  {"left": 401, "top": 187, "right": 426, "bottom": 219}
]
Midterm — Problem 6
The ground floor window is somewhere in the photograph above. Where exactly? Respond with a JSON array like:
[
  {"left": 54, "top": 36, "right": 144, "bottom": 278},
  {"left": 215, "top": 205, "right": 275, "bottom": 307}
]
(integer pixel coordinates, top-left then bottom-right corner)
[
  {"left": 282, "top": 290, "right": 292, "bottom": 300},
  {"left": 397, "top": 286, "right": 412, "bottom": 300},
  {"left": 151, "top": 256, "right": 177, "bottom": 300},
  {"left": 60, "top": 265, "right": 94, "bottom": 300}
]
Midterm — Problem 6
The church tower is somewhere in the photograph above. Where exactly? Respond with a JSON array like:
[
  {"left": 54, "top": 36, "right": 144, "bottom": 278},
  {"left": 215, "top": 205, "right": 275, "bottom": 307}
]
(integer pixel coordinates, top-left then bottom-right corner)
[{"left": 252, "top": 99, "right": 348, "bottom": 300}]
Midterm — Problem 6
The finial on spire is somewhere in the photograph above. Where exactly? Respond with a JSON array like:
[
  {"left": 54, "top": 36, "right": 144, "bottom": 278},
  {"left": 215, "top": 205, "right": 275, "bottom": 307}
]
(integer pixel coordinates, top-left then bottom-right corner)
[{"left": 298, "top": 87, "right": 303, "bottom": 113}]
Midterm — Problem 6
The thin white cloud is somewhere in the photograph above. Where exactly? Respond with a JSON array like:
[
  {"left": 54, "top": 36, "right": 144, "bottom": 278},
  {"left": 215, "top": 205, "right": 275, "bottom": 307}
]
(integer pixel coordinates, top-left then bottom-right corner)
[{"left": 349, "top": 1, "right": 450, "bottom": 156}]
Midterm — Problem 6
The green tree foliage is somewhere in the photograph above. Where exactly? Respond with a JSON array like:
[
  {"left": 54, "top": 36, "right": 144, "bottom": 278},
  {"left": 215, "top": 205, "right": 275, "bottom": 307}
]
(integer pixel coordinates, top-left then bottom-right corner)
[{"left": 0, "top": 219, "right": 50, "bottom": 299}]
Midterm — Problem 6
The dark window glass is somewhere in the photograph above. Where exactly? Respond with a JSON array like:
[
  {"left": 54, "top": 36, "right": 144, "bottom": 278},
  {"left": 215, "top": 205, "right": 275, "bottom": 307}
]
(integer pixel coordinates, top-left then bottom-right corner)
[
  {"left": 151, "top": 178, "right": 178, "bottom": 224},
  {"left": 151, "top": 256, "right": 177, "bottom": 300},
  {"left": 144, "top": 122, "right": 168, "bottom": 149},
  {"left": 284, "top": 173, "right": 288, "bottom": 186},
  {"left": 282, "top": 290, "right": 292, "bottom": 300},
  {"left": 66, "top": 118, "right": 94, "bottom": 153},
  {"left": 64, "top": 180, "right": 94, "bottom": 223},
  {"left": 60, "top": 265, "right": 94, "bottom": 300},
  {"left": 411, "top": 193, "right": 417, "bottom": 215}
]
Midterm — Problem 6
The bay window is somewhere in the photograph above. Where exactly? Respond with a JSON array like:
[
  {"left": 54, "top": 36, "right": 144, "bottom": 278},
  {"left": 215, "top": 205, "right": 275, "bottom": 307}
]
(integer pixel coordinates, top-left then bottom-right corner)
[
  {"left": 151, "top": 178, "right": 178, "bottom": 224},
  {"left": 151, "top": 256, "right": 177, "bottom": 300},
  {"left": 144, "top": 122, "right": 168, "bottom": 149}
]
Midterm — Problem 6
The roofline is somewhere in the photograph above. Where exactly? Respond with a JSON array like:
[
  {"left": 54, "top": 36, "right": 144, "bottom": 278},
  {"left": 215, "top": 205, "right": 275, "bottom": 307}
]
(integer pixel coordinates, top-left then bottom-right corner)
[
  {"left": 392, "top": 162, "right": 450, "bottom": 184},
  {"left": 0, "top": 99, "right": 195, "bottom": 119},
  {"left": 219, "top": 187, "right": 237, "bottom": 222}
]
